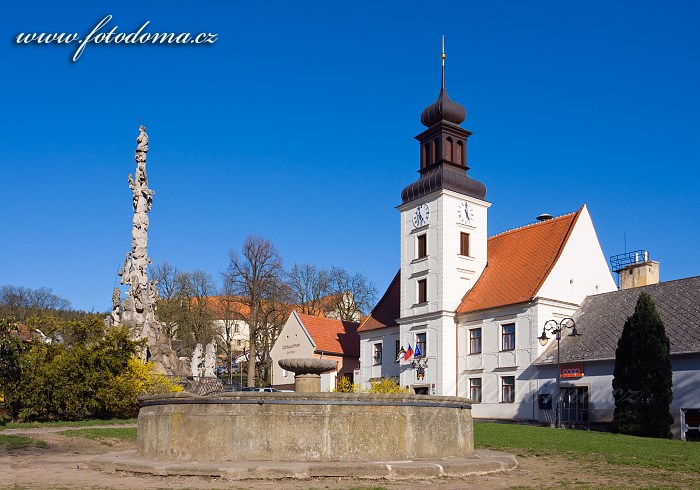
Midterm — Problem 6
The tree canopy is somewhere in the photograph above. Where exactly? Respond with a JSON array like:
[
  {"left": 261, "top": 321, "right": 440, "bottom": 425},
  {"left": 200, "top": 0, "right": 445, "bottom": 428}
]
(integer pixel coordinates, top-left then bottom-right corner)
[{"left": 612, "top": 291, "right": 673, "bottom": 438}]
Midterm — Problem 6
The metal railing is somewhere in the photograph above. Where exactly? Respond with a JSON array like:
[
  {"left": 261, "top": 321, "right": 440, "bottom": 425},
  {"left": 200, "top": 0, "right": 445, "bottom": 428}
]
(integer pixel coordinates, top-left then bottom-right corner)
[{"left": 609, "top": 250, "right": 650, "bottom": 273}]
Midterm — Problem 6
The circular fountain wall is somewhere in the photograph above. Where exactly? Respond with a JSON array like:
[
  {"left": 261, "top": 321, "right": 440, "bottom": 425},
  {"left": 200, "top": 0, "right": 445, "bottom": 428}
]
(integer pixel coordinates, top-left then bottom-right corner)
[{"left": 137, "top": 392, "right": 473, "bottom": 462}]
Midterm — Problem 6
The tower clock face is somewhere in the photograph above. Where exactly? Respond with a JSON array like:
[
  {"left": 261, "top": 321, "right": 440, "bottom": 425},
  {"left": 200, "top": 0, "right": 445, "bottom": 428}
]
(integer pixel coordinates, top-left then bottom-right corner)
[
  {"left": 457, "top": 201, "right": 475, "bottom": 224},
  {"left": 412, "top": 203, "right": 430, "bottom": 228}
]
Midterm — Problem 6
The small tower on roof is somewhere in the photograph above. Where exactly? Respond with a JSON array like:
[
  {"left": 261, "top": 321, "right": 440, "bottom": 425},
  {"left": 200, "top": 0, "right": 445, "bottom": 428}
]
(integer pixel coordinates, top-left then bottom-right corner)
[{"left": 402, "top": 36, "right": 486, "bottom": 204}]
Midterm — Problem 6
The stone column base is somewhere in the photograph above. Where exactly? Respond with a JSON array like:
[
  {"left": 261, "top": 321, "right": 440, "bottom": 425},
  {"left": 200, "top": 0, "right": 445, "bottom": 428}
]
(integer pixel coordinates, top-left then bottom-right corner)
[{"left": 295, "top": 373, "right": 321, "bottom": 393}]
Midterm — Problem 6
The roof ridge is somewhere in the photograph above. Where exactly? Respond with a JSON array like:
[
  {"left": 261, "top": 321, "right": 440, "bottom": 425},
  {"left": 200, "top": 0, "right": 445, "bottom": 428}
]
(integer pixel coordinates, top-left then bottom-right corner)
[{"left": 488, "top": 209, "right": 579, "bottom": 240}]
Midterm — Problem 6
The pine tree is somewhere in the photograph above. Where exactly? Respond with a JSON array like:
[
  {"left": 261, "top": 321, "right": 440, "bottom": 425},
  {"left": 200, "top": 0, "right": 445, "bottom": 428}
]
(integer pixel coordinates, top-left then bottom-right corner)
[{"left": 612, "top": 292, "right": 673, "bottom": 438}]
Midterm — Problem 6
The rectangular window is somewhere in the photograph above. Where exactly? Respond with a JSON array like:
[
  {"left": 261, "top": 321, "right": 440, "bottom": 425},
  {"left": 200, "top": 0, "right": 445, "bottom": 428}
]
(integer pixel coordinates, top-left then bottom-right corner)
[
  {"left": 417, "top": 234, "right": 427, "bottom": 259},
  {"left": 417, "top": 279, "right": 427, "bottom": 303},
  {"left": 501, "top": 323, "right": 515, "bottom": 351},
  {"left": 502, "top": 376, "right": 515, "bottom": 403},
  {"left": 373, "top": 343, "right": 383, "bottom": 365},
  {"left": 233, "top": 323, "right": 240, "bottom": 333},
  {"left": 415, "top": 332, "right": 426, "bottom": 358},
  {"left": 470, "top": 378, "right": 482, "bottom": 403},
  {"left": 395, "top": 339, "right": 401, "bottom": 363},
  {"left": 460, "top": 232, "right": 470, "bottom": 256},
  {"left": 469, "top": 328, "right": 482, "bottom": 354}
]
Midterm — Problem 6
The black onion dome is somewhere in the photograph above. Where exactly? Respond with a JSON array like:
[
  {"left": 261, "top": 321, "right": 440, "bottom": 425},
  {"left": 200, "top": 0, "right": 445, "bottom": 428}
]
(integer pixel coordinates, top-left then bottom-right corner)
[
  {"left": 401, "top": 165, "right": 486, "bottom": 204},
  {"left": 420, "top": 88, "right": 466, "bottom": 127}
]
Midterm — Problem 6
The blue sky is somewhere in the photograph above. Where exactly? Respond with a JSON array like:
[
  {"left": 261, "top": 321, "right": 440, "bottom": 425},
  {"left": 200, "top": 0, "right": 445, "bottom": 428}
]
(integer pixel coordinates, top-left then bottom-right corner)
[{"left": 1, "top": 1, "right": 698, "bottom": 312}]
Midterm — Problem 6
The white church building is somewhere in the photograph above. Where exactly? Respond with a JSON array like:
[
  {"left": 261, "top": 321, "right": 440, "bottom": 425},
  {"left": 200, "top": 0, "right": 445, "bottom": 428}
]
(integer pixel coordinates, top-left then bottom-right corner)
[{"left": 357, "top": 53, "right": 618, "bottom": 420}]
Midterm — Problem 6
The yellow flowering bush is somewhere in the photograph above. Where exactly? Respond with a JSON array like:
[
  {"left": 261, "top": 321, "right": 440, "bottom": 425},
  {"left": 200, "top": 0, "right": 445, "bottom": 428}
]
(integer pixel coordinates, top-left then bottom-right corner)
[{"left": 333, "top": 376, "right": 409, "bottom": 394}]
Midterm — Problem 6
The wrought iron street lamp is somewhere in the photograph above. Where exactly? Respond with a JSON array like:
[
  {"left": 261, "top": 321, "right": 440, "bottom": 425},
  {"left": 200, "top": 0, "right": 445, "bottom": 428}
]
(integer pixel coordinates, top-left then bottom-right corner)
[{"left": 538, "top": 318, "right": 580, "bottom": 429}]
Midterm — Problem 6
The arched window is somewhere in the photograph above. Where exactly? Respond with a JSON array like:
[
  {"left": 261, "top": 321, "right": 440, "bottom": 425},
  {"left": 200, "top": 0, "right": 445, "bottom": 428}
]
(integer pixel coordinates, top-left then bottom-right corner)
[
  {"left": 422, "top": 143, "right": 429, "bottom": 167},
  {"left": 433, "top": 138, "right": 440, "bottom": 164},
  {"left": 456, "top": 140, "right": 465, "bottom": 165},
  {"left": 445, "top": 137, "right": 453, "bottom": 163}
]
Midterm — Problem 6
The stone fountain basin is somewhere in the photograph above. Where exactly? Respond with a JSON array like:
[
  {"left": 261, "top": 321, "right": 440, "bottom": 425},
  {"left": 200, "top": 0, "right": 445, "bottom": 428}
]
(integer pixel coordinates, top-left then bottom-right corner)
[
  {"left": 137, "top": 391, "right": 473, "bottom": 462},
  {"left": 277, "top": 357, "right": 337, "bottom": 374}
]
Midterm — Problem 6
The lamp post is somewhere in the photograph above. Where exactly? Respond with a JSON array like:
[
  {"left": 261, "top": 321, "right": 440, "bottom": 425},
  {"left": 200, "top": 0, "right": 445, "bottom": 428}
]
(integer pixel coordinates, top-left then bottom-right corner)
[{"left": 538, "top": 318, "right": 580, "bottom": 429}]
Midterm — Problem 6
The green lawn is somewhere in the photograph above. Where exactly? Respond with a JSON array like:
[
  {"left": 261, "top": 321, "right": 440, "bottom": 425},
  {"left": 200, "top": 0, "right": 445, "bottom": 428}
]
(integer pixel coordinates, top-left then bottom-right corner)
[
  {"left": 475, "top": 421, "right": 700, "bottom": 474},
  {"left": 1, "top": 418, "right": 136, "bottom": 430},
  {"left": 0, "top": 434, "right": 48, "bottom": 450},
  {"left": 60, "top": 427, "right": 137, "bottom": 443}
]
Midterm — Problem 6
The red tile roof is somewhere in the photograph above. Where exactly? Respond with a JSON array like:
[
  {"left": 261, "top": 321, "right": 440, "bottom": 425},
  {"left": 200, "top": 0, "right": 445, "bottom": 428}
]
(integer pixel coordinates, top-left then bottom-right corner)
[
  {"left": 296, "top": 313, "right": 360, "bottom": 358},
  {"left": 205, "top": 296, "right": 251, "bottom": 317},
  {"left": 361, "top": 208, "right": 583, "bottom": 327},
  {"left": 456, "top": 206, "right": 582, "bottom": 314},
  {"left": 357, "top": 271, "right": 401, "bottom": 333}
]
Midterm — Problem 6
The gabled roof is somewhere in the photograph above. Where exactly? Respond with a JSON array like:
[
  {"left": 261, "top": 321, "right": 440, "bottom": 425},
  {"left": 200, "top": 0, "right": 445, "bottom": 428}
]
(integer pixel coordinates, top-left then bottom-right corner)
[
  {"left": 456, "top": 207, "right": 582, "bottom": 314},
  {"left": 357, "top": 270, "right": 400, "bottom": 333},
  {"left": 296, "top": 312, "right": 360, "bottom": 358},
  {"left": 534, "top": 276, "right": 700, "bottom": 365}
]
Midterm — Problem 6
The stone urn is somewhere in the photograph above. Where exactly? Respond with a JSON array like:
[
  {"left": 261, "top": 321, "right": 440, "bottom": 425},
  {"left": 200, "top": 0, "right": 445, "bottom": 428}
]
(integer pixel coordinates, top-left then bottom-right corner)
[{"left": 278, "top": 358, "right": 337, "bottom": 392}]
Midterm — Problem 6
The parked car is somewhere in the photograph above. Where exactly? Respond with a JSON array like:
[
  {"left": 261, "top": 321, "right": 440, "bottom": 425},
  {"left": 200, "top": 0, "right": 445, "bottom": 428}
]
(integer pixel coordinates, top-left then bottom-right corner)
[{"left": 239, "top": 387, "right": 279, "bottom": 392}]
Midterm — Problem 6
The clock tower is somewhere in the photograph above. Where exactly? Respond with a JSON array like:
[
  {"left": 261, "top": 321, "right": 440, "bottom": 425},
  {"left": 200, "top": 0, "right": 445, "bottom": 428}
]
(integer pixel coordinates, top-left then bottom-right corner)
[{"left": 397, "top": 41, "right": 490, "bottom": 396}]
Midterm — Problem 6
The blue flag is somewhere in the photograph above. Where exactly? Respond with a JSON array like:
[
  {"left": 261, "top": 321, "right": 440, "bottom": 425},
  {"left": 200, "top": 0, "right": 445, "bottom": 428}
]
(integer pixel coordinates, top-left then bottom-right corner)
[{"left": 414, "top": 343, "right": 422, "bottom": 358}]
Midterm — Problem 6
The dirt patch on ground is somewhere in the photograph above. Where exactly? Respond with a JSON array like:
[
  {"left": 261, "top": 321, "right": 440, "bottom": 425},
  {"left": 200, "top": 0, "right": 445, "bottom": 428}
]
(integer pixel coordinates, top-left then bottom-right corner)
[{"left": 2, "top": 426, "right": 699, "bottom": 489}]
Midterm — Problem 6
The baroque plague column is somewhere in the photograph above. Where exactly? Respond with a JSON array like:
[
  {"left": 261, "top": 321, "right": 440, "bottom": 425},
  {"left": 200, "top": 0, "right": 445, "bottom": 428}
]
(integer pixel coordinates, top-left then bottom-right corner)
[{"left": 110, "top": 126, "right": 184, "bottom": 374}]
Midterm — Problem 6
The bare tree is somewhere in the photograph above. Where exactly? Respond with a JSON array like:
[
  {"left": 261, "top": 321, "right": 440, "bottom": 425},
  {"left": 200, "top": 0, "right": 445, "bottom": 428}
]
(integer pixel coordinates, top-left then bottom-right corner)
[
  {"left": 0, "top": 285, "right": 71, "bottom": 321},
  {"left": 151, "top": 261, "right": 179, "bottom": 300},
  {"left": 223, "top": 236, "right": 286, "bottom": 387},
  {"left": 284, "top": 265, "right": 378, "bottom": 322},
  {"left": 285, "top": 263, "right": 330, "bottom": 315},
  {"left": 150, "top": 264, "right": 218, "bottom": 350},
  {"left": 327, "top": 267, "right": 377, "bottom": 321},
  {"left": 213, "top": 281, "right": 245, "bottom": 385},
  {"left": 151, "top": 261, "right": 180, "bottom": 338}
]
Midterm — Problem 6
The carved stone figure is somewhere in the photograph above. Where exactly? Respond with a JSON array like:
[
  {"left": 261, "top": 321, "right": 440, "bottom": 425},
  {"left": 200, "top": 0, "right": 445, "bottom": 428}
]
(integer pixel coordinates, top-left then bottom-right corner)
[
  {"left": 110, "top": 287, "right": 121, "bottom": 325},
  {"left": 204, "top": 342, "right": 216, "bottom": 378},
  {"left": 191, "top": 343, "right": 203, "bottom": 379}
]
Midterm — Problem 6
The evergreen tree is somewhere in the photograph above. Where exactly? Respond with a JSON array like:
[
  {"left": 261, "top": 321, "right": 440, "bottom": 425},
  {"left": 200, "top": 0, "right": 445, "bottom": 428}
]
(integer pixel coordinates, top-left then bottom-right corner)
[{"left": 612, "top": 292, "right": 673, "bottom": 438}]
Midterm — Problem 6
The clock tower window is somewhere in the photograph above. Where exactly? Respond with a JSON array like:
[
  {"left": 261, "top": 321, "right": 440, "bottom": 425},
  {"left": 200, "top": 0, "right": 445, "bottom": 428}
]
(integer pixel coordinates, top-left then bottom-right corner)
[
  {"left": 417, "top": 234, "right": 427, "bottom": 259},
  {"left": 460, "top": 232, "right": 470, "bottom": 257},
  {"left": 417, "top": 278, "right": 427, "bottom": 304}
]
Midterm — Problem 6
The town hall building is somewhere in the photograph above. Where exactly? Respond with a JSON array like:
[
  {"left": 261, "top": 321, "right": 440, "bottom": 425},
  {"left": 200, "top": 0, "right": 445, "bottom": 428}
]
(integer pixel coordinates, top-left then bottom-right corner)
[{"left": 357, "top": 49, "right": 618, "bottom": 420}]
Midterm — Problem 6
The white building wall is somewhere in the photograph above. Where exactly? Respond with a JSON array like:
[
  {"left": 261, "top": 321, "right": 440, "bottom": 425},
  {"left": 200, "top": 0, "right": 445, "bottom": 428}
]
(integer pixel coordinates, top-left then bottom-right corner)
[
  {"left": 269, "top": 313, "right": 315, "bottom": 386},
  {"left": 396, "top": 189, "right": 491, "bottom": 395},
  {"left": 457, "top": 300, "right": 584, "bottom": 419},
  {"left": 534, "top": 356, "right": 700, "bottom": 438},
  {"left": 358, "top": 326, "right": 399, "bottom": 389},
  {"left": 214, "top": 319, "right": 251, "bottom": 352},
  {"left": 536, "top": 205, "right": 617, "bottom": 303}
]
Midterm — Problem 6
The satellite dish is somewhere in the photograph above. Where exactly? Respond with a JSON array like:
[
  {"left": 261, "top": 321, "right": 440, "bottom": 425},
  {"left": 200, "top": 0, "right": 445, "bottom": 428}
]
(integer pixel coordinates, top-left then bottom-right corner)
[{"left": 536, "top": 213, "right": 553, "bottom": 222}]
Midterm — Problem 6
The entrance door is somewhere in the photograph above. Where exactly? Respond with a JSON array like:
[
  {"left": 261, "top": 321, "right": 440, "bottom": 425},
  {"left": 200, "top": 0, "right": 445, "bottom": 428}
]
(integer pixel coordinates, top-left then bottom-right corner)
[{"left": 560, "top": 387, "right": 589, "bottom": 423}]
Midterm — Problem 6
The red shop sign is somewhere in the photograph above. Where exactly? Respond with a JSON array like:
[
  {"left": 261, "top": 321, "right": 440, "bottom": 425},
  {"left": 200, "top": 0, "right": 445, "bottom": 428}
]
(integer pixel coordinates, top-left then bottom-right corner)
[{"left": 561, "top": 365, "right": 583, "bottom": 378}]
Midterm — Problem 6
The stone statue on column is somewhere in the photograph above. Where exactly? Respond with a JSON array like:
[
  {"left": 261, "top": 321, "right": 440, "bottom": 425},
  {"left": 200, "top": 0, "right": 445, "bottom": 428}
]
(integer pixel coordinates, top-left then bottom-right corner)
[{"left": 109, "top": 125, "right": 187, "bottom": 376}]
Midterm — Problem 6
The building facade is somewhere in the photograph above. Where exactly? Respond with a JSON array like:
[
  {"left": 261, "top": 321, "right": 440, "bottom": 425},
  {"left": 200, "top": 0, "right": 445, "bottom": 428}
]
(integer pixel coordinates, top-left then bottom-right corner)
[
  {"left": 271, "top": 311, "right": 360, "bottom": 391},
  {"left": 358, "top": 51, "right": 617, "bottom": 415}
]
